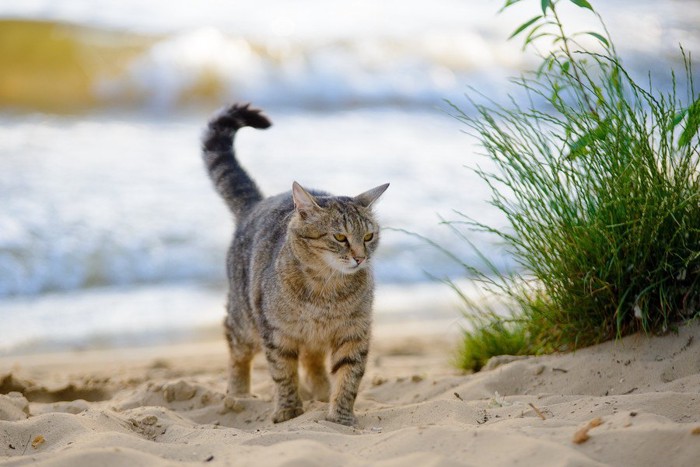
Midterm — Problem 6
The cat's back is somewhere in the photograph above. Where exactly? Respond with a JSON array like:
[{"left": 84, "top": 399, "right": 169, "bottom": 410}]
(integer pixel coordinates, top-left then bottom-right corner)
[
  {"left": 227, "top": 192, "right": 291, "bottom": 303},
  {"left": 235, "top": 191, "right": 293, "bottom": 252}
]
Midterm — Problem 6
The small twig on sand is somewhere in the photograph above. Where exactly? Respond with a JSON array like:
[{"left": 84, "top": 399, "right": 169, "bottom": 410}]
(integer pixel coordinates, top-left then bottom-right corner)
[
  {"left": 454, "top": 392, "right": 463, "bottom": 401},
  {"left": 573, "top": 417, "right": 603, "bottom": 444},
  {"left": 21, "top": 434, "right": 32, "bottom": 455},
  {"left": 528, "top": 402, "right": 546, "bottom": 420}
]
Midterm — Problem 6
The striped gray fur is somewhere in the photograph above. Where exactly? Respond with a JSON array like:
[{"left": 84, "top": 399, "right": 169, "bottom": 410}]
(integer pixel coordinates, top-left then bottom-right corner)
[
  {"left": 202, "top": 103, "right": 270, "bottom": 219},
  {"left": 201, "top": 103, "right": 389, "bottom": 426}
]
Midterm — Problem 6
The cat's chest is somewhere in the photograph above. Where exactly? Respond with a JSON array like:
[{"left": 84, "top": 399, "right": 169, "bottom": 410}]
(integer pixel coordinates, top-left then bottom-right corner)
[
  {"left": 298, "top": 302, "right": 349, "bottom": 325},
  {"left": 286, "top": 302, "right": 365, "bottom": 340}
]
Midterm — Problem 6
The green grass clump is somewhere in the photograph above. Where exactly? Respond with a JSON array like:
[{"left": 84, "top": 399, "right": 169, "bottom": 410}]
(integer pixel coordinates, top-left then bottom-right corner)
[
  {"left": 452, "top": 0, "right": 700, "bottom": 370},
  {"left": 456, "top": 314, "right": 531, "bottom": 372}
]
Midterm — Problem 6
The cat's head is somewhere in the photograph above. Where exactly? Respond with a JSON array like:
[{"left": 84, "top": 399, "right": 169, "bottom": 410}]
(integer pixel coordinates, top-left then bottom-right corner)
[{"left": 289, "top": 182, "right": 389, "bottom": 275}]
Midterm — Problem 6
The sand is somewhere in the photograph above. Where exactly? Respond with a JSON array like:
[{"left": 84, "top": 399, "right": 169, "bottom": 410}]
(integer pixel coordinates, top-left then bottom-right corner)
[{"left": 1, "top": 320, "right": 700, "bottom": 466}]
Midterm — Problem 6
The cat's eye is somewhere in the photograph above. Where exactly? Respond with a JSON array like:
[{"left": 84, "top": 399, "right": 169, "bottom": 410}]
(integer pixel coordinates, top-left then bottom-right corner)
[
  {"left": 364, "top": 233, "right": 374, "bottom": 242},
  {"left": 333, "top": 233, "right": 347, "bottom": 242}
]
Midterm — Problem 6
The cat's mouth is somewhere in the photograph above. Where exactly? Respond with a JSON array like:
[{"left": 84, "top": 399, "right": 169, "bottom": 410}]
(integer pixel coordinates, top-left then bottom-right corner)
[
  {"left": 342, "top": 260, "right": 368, "bottom": 274},
  {"left": 337, "top": 260, "right": 367, "bottom": 274},
  {"left": 321, "top": 252, "right": 369, "bottom": 274}
]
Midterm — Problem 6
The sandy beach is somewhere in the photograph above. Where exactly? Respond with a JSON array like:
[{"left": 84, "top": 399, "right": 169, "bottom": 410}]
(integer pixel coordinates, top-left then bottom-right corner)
[{"left": 1, "top": 319, "right": 699, "bottom": 466}]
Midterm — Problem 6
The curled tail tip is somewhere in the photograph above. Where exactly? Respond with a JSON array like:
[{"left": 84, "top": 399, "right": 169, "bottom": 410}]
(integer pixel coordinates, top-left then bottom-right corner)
[
  {"left": 202, "top": 102, "right": 271, "bottom": 152},
  {"left": 233, "top": 103, "right": 272, "bottom": 129},
  {"left": 208, "top": 102, "right": 272, "bottom": 132}
]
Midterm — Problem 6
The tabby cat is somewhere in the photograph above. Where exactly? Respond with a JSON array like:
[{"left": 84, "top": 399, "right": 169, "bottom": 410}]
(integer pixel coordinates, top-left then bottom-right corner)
[{"left": 201, "top": 103, "right": 389, "bottom": 426}]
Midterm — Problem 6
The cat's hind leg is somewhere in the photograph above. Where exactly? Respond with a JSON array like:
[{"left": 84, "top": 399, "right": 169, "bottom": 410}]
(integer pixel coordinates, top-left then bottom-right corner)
[
  {"left": 300, "top": 347, "right": 330, "bottom": 402},
  {"left": 224, "top": 313, "right": 258, "bottom": 395}
]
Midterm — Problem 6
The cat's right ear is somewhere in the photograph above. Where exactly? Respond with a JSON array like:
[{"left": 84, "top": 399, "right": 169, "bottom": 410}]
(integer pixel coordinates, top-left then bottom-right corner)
[
  {"left": 292, "top": 181, "right": 321, "bottom": 219},
  {"left": 354, "top": 183, "right": 390, "bottom": 208}
]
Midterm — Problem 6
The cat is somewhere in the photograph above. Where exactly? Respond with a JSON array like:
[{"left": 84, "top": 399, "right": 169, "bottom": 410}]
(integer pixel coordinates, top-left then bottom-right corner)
[{"left": 201, "top": 103, "right": 389, "bottom": 426}]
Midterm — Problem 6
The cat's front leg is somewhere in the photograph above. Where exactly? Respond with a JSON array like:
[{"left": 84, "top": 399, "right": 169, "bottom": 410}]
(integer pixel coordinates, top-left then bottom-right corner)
[
  {"left": 263, "top": 342, "right": 304, "bottom": 423},
  {"left": 327, "top": 336, "right": 369, "bottom": 426}
]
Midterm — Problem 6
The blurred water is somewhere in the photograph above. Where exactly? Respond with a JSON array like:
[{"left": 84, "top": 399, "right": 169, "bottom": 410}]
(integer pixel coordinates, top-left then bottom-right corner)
[
  {"left": 0, "top": 108, "right": 506, "bottom": 294},
  {"left": 1, "top": 0, "right": 699, "bottom": 353}
]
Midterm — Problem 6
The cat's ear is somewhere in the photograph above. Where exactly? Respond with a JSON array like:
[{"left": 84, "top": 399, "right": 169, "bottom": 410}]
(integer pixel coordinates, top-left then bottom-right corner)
[
  {"left": 292, "top": 181, "right": 321, "bottom": 218},
  {"left": 354, "top": 183, "right": 389, "bottom": 208}
]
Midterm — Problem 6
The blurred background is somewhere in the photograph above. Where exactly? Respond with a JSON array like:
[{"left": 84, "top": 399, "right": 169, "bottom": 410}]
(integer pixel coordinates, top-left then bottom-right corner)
[{"left": 1, "top": 0, "right": 698, "bottom": 354}]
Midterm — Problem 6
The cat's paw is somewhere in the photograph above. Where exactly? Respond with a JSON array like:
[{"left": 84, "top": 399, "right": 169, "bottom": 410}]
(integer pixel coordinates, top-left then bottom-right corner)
[
  {"left": 222, "top": 395, "right": 246, "bottom": 414},
  {"left": 325, "top": 411, "right": 358, "bottom": 427},
  {"left": 314, "top": 391, "right": 330, "bottom": 403},
  {"left": 271, "top": 406, "right": 304, "bottom": 423}
]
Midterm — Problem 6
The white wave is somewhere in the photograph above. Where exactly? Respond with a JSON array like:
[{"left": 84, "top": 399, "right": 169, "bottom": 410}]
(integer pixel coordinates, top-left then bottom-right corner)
[{"left": 95, "top": 28, "right": 524, "bottom": 111}]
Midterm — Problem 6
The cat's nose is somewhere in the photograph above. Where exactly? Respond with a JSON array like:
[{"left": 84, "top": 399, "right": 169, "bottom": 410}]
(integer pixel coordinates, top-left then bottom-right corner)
[{"left": 354, "top": 256, "right": 366, "bottom": 265}]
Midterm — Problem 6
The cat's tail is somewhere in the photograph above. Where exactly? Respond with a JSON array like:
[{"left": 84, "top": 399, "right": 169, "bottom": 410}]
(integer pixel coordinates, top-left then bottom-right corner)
[{"left": 202, "top": 103, "right": 272, "bottom": 220}]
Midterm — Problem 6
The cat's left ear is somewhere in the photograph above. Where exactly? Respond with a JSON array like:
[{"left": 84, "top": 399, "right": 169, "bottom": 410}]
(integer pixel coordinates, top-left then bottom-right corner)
[
  {"left": 354, "top": 183, "right": 390, "bottom": 208},
  {"left": 292, "top": 181, "right": 321, "bottom": 218}
]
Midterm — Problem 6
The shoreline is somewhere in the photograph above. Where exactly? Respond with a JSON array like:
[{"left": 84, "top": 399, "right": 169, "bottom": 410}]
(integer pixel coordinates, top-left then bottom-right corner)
[{"left": 0, "top": 280, "right": 467, "bottom": 357}]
